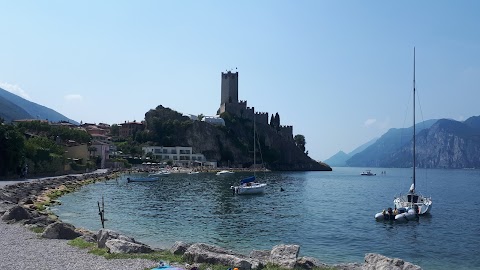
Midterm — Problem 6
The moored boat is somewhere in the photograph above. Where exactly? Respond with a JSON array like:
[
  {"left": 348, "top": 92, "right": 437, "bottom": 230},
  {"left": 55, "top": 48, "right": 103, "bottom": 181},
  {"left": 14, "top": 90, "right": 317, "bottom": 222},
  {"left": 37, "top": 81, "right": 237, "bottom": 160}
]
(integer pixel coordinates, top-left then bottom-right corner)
[
  {"left": 231, "top": 176, "right": 267, "bottom": 195},
  {"left": 216, "top": 170, "right": 234, "bottom": 176}
]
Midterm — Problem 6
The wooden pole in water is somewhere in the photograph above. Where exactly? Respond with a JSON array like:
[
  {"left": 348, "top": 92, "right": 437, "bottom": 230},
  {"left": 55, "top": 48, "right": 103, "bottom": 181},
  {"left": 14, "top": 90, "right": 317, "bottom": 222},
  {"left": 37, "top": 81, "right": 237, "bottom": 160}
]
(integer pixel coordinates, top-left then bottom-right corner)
[{"left": 97, "top": 196, "right": 105, "bottom": 228}]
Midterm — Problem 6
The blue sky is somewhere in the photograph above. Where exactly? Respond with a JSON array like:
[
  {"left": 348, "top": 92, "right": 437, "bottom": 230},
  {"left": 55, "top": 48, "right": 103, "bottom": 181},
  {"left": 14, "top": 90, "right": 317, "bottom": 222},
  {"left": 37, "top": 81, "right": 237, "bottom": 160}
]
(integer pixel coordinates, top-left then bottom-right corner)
[{"left": 1, "top": 1, "right": 479, "bottom": 161}]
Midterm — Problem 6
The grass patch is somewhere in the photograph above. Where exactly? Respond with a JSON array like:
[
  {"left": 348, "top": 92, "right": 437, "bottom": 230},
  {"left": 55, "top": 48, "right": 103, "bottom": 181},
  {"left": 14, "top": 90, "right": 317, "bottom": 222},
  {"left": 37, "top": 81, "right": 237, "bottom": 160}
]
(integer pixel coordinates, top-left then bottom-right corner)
[
  {"left": 29, "top": 226, "right": 45, "bottom": 234},
  {"left": 34, "top": 202, "right": 47, "bottom": 211},
  {"left": 68, "top": 237, "right": 96, "bottom": 249},
  {"left": 67, "top": 238, "right": 183, "bottom": 262}
]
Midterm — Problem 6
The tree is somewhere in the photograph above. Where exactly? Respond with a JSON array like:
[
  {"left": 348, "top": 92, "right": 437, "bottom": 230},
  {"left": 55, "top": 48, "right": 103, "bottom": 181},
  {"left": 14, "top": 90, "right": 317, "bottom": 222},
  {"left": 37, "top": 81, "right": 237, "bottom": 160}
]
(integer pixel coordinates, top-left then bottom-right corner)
[
  {"left": 110, "top": 124, "right": 120, "bottom": 136},
  {"left": 197, "top": 114, "right": 205, "bottom": 121},
  {"left": 0, "top": 124, "right": 25, "bottom": 176},
  {"left": 294, "top": 134, "right": 306, "bottom": 153}
]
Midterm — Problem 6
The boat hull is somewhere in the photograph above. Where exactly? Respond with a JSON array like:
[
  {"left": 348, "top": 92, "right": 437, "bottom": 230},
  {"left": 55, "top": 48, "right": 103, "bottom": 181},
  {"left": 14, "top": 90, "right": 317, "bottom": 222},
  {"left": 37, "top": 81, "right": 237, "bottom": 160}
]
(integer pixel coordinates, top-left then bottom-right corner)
[
  {"left": 232, "top": 183, "right": 267, "bottom": 195},
  {"left": 394, "top": 194, "right": 432, "bottom": 215}
]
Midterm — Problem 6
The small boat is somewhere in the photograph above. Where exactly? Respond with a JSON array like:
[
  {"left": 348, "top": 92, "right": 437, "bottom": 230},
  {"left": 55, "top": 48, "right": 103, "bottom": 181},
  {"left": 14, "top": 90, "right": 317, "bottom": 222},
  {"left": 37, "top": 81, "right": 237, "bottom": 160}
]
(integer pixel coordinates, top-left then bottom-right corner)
[
  {"left": 374, "top": 207, "right": 419, "bottom": 223},
  {"left": 148, "top": 170, "right": 170, "bottom": 177},
  {"left": 231, "top": 176, "right": 267, "bottom": 195},
  {"left": 216, "top": 170, "right": 234, "bottom": 176},
  {"left": 126, "top": 177, "right": 160, "bottom": 183},
  {"left": 361, "top": 170, "right": 376, "bottom": 176}
]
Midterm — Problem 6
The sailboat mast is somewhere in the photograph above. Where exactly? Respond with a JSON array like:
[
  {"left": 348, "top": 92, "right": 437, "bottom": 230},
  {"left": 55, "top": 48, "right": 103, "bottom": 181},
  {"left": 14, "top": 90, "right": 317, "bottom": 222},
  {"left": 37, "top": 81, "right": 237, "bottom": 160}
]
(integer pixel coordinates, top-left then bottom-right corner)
[
  {"left": 253, "top": 114, "right": 256, "bottom": 173},
  {"left": 413, "top": 47, "right": 416, "bottom": 189}
]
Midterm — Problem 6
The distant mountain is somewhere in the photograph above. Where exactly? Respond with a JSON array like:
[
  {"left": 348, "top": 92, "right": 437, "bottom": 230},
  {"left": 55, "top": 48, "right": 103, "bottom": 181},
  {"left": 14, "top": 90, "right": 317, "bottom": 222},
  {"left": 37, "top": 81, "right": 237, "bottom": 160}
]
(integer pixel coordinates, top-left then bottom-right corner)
[
  {"left": 0, "top": 96, "right": 33, "bottom": 122},
  {"left": 386, "top": 117, "right": 480, "bottom": 168},
  {"left": 346, "top": 119, "right": 438, "bottom": 167},
  {"left": 324, "top": 137, "right": 378, "bottom": 167},
  {"left": 324, "top": 151, "right": 349, "bottom": 167},
  {"left": 0, "top": 87, "right": 78, "bottom": 124},
  {"left": 345, "top": 117, "right": 480, "bottom": 168}
]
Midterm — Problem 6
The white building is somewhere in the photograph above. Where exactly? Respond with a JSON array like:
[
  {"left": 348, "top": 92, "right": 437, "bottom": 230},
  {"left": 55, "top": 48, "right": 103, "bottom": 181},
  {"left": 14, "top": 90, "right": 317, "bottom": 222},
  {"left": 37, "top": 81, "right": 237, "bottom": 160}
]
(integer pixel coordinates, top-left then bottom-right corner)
[
  {"left": 202, "top": 116, "right": 225, "bottom": 126},
  {"left": 142, "top": 146, "right": 207, "bottom": 167}
]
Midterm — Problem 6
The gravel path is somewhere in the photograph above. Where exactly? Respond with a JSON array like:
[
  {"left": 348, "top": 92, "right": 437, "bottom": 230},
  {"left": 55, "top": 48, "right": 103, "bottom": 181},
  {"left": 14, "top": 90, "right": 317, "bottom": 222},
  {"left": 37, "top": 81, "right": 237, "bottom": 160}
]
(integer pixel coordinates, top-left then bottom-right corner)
[{"left": 0, "top": 220, "right": 158, "bottom": 270}]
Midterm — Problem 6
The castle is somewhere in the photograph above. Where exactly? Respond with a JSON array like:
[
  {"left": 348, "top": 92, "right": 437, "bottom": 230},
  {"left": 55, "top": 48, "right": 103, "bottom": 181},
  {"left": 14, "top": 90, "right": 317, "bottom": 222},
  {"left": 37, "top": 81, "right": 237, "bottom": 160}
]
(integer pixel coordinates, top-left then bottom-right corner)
[{"left": 217, "top": 71, "right": 293, "bottom": 138}]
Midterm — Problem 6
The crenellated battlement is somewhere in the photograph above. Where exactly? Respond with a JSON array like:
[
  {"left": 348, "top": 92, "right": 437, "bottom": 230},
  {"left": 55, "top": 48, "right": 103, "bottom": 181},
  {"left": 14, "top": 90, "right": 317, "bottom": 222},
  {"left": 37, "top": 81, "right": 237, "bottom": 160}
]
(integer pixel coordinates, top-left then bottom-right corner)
[
  {"left": 218, "top": 70, "right": 291, "bottom": 134},
  {"left": 279, "top": 125, "right": 293, "bottom": 139}
]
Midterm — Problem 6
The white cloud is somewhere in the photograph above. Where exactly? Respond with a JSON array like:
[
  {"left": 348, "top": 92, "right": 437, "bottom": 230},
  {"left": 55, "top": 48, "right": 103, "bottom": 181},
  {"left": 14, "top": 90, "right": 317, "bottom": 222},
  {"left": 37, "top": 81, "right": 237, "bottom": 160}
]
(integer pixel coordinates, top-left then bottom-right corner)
[
  {"left": 64, "top": 94, "right": 83, "bottom": 101},
  {"left": 457, "top": 115, "right": 465, "bottom": 121},
  {"left": 364, "top": 118, "right": 377, "bottom": 127},
  {"left": 0, "top": 82, "right": 31, "bottom": 100}
]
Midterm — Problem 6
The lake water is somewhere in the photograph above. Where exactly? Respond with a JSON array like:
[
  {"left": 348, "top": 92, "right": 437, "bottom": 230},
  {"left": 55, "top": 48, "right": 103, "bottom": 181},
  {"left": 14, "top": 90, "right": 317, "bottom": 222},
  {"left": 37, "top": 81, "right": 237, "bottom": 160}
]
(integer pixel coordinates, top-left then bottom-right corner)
[{"left": 51, "top": 167, "right": 480, "bottom": 270}]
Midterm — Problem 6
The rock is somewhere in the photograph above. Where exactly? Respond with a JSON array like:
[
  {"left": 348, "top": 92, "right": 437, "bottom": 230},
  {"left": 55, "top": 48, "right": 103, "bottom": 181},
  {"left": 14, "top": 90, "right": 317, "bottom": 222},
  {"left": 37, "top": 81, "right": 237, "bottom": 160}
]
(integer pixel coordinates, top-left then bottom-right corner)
[
  {"left": 97, "top": 229, "right": 136, "bottom": 248},
  {"left": 183, "top": 243, "right": 259, "bottom": 270},
  {"left": 1, "top": 205, "right": 31, "bottom": 222},
  {"left": 106, "top": 239, "right": 154, "bottom": 254},
  {"left": 170, "top": 241, "right": 192, "bottom": 255},
  {"left": 296, "top": 256, "right": 328, "bottom": 270},
  {"left": 23, "top": 215, "right": 56, "bottom": 227},
  {"left": 332, "top": 262, "right": 363, "bottom": 270},
  {"left": 23, "top": 198, "right": 35, "bottom": 205},
  {"left": 270, "top": 244, "right": 300, "bottom": 269},
  {"left": 41, "top": 222, "right": 81, "bottom": 240},
  {"left": 363, "top": 253, "right": 422, "bottom": 270},
  {"left": 77, "top": 228, "right": 97, "bottom": 243},
  {"left": 0, "top": 201, "right": 14, "bottom": 215},
  {"left": 249, "top": 250, "right": 270, "bottom": 264}
]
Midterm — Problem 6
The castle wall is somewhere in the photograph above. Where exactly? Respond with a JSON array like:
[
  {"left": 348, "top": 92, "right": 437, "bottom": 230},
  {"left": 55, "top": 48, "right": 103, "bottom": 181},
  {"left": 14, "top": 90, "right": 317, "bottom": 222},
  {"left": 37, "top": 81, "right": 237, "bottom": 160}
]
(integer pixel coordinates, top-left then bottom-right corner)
[
  {"left": 279, "top": 125, "right": 293, "bottom": 139},
  {"left": 221, "top": 71, "right": 238, "bottom": 105}
]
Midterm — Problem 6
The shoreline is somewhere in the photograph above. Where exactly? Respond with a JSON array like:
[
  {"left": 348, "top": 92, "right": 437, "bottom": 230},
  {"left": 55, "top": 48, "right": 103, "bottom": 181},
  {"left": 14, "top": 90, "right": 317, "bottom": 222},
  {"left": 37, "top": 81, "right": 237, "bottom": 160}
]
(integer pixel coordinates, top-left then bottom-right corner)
[{"left": 0, "top": 169, "right": 422, "bottom": 270}]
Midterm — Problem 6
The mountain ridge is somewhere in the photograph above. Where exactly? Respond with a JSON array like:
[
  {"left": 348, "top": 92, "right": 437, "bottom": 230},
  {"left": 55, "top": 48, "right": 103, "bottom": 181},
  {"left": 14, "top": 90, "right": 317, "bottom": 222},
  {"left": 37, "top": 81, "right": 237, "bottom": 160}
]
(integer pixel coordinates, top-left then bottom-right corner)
[{"left": 0, "top": 87, "right": 78, "bottom": 124}]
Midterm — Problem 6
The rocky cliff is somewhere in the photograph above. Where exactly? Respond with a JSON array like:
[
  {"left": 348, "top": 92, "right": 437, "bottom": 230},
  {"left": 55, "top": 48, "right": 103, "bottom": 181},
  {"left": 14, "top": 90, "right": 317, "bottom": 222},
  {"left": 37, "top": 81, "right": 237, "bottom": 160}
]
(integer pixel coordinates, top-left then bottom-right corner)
[
  {"left": 141, "top": 105, "right": 331, "bottom": 171},
  {"left": 347, "top": 117, "right": 480, "bottom": 169}
]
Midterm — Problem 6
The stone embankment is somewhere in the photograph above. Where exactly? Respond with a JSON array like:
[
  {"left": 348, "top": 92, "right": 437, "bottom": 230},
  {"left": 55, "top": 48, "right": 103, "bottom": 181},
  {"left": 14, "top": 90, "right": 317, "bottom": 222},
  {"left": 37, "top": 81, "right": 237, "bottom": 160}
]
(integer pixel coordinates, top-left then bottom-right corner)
[{"left": 0, "top": 171, "right": 421, "bottom": 270}]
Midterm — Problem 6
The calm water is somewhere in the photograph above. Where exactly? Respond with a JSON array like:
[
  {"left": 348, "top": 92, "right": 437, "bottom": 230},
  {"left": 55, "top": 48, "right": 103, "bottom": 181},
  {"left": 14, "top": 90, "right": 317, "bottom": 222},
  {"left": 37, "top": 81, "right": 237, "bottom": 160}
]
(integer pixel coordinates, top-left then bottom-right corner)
[{"left": 51, "top": 167, "right": 480, "bottom": 270}]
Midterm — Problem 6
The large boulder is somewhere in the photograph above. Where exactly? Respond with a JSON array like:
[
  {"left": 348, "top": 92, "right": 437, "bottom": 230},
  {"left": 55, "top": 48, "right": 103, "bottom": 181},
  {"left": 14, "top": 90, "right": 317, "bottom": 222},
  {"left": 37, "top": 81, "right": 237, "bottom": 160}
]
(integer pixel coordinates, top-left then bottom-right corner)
[
  {"left": 1, "top": 205, "right": 31, "bottom": 222},
  {"left": 270, "top": 244, "right": 300, "bottom": 269},
  {"left": 105, "top": 239, "right": 154, "bottom": 254},
  {"left": 170, "top": 241, "right": 192, "bottom": 255},
  {"left": 249, "top": 250, "right": 270, "bottom": 264},
  {"left": 183, "top": 243, "right": 260, "bottom": 270},
  {"left": 41, "top": 222, "right": 81, "bottom": 239},
  {"left": 97, "top": 229, "right": 136, "bottom": 248},
  {"left": 363, "top": 253, "right": 422, "bottom": 270}
]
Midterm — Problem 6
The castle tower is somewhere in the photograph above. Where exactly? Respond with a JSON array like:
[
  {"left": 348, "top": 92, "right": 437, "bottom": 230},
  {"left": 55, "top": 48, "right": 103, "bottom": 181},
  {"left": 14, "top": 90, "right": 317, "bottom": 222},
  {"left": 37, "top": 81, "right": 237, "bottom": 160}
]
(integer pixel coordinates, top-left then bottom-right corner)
[{"left": 220, "top": 71, "right": 238, "bottom": 105}]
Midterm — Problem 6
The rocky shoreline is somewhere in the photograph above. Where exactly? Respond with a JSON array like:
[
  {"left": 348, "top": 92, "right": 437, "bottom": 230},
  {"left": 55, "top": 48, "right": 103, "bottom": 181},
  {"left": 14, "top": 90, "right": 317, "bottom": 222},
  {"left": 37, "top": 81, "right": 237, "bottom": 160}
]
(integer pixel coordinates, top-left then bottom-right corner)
[{"left": 0, "top": 170, "right": 422, "bottom": 270}]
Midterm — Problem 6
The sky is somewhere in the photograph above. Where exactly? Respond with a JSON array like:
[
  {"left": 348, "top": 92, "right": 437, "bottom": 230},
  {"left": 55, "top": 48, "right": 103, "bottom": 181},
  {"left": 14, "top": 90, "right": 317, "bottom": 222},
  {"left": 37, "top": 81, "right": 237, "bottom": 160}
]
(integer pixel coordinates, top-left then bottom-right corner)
[{"left": 1, "top": 1, "right": 479, "bottom": 161}]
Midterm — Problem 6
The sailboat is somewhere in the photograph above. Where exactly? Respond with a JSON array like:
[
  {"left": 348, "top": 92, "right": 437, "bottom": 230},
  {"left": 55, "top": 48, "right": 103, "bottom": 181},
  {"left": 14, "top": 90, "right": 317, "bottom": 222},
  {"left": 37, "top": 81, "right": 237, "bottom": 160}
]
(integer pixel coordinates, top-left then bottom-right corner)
[
  {"left": 230, "top": 116, "right": 267, "bottom": 195},
  {"left": 393, "top": 48, "right": 433, "bottom": 215}
]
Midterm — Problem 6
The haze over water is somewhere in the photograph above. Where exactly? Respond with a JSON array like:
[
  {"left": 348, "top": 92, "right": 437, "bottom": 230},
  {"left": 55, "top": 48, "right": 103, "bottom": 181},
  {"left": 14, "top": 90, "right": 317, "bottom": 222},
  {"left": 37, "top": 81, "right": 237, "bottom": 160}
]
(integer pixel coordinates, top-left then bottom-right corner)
[{"left": 52, "top": 168, "right": 480, "bottom": 270}]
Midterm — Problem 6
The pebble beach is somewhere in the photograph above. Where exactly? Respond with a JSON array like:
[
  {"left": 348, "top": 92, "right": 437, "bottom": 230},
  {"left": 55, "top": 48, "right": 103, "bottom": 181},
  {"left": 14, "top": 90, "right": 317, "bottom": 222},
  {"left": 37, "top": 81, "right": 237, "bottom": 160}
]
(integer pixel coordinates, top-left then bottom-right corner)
[{"left": 0, "top": 220, "right": 157, "bottom": 270}]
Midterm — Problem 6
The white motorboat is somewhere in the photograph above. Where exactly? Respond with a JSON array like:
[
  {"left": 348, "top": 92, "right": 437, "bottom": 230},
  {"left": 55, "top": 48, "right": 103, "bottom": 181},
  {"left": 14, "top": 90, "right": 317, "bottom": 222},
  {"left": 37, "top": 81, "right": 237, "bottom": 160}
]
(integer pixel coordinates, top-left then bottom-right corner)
[
  {"left": 360, "top": 170, "right": 376, "bottom": 176},
  {"left": 393, "top": 48, "right": 432, "bottom": 215},
  {"left": 216, "top": 170, "right": 234, "bottom": 176}
]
